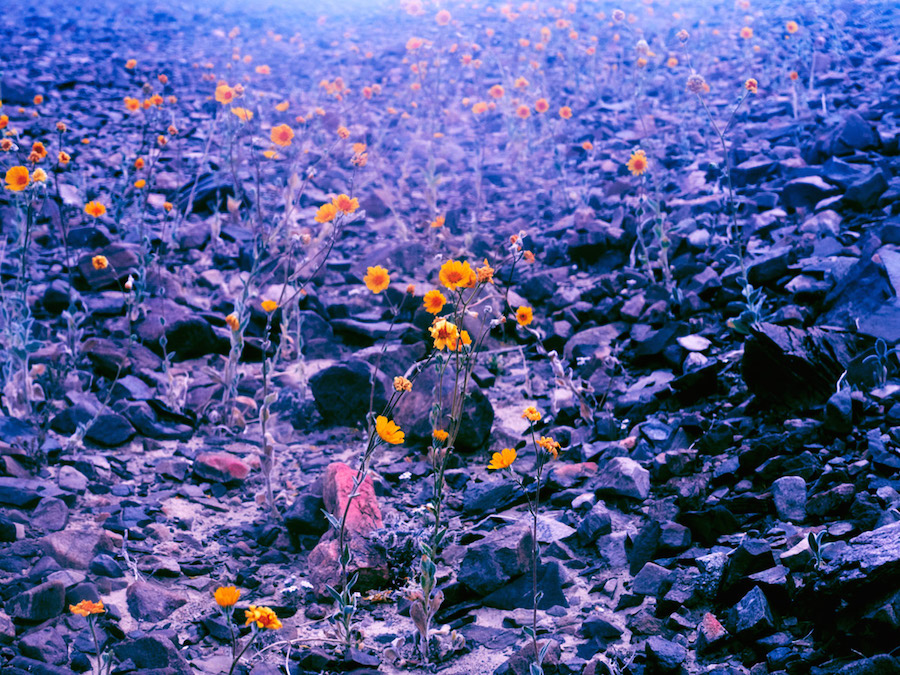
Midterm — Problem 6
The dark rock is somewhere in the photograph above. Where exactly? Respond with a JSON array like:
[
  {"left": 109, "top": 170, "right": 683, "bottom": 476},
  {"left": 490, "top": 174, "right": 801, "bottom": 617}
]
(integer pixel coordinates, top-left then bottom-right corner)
[
  {"left": 463, "top": 480, "right": 518, "bottom": 516},
  {"left": 825, "top": 389, "right": 854, "bottom": 434},
  {"left": 126, "top": 580, "right": 187, "bottom": 622},
  {"left": 680, "top": 506, "right": 739, "bottom": 546},
  {"left": 730, "top": 586, "right": 775, "bottom": 638},
  {"left": 645, "top": 635, "right": 687, "bottom": 673},
  {"left": 392, "top": 365, "right": 494, "bottom": 451},
  {"left": 632, "top": 562, "right": 673, "bottom": 598},
  {"left": 458, "top": 525, "right": 533, "bottom": 596},
  {"left": 595, "top": 457, "right": 650, "bottom": 500},
  {"left": 84, "top": 413, "right": 135, "bottom": 447},
  {"left": 494, "top": 639, "right": 561, "bottom": 675},
  {"left": 284, "top": 491, "right": 327, "bottom": 537},
  {"left": 626, "top": 520, "right": 662, "bottom": 574},
  {"left": 31, "top": 498, "right": 69, "bottom": 532},
  {"left": 90, "top": 554, "right": 124, "bottom": 578},
  {"left": 112, "top": 635, "right": 192, "bottom": 675},
  {"left": 576, "top": 502, "right": 612, "bottom": 545},
  {"left": 19, "top": 627, "right": 68, "bottom": 665},
  {"left": 742, "top": 323, "right": 852, "bottom": 408},
  {"left": 808, "top": 483, "right": 855, "bottom": 517},
  {"left": 7, "top": 580, "right": 65, "bottom": 622},
  {"left": 481, "top": 560, "right": 568, "bottom": 610},
  {"left": 309, "top": 360, "right": 388, "bottom": 427}
]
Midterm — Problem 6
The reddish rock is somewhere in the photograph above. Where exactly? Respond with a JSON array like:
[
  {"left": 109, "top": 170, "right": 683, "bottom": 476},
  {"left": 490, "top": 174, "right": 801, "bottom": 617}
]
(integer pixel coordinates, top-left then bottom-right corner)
[
  {"left": 697, "top": 612, "right": 729, "bottom": 654},
  {"left": 547, "top": 462, "right": 598, "bottom": 489},
  {"left": 322, "top": 462, "right": 383, "bottom": 534},
  {"left": 193, "top": 453, "right": 250, "bottom": 483}
]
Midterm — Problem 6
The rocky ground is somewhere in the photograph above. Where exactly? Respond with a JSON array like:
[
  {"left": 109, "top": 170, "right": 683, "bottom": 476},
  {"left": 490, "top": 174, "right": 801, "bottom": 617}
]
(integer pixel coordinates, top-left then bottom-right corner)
[{"left": 2, "top": 0, "right": 900, "bottom": 674}]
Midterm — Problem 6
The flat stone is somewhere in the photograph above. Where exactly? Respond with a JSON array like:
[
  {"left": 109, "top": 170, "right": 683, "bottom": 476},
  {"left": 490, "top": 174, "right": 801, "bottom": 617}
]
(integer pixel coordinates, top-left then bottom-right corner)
[
  {"left": 595, "top": 456, "right": 650, "bottom": 500},
  {"left": 7, "top": 580, "right": 65, "bottom": 622},
  {"left": 126, "top": 580, "right": 187, "bottom": 622}
]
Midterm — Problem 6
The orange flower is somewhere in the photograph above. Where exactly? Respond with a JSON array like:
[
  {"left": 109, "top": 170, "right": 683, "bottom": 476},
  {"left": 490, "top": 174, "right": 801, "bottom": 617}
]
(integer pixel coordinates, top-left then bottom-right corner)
[
  {"left": 436, "top": 9, "right": 451, "bottom": 25},
  {"left": 332, "top": 194, "right": 359, "bottom": 213},
  {"left": 134, "top": 179, "right": 146, "bottom": 189},
  {"left": 270, "top": 124, "right": 294, "bottom": 147},
  {"left": 471, "top": 101, "right": 488, "bottom": 115},
  {"left": 92, "top": 255, "right": 109, "bottom": 270},
  {"left": 263, "top": 150, "right": 278, "bottom": 159},
  {"left": 558, "top": 106, "right": 572, "bottom": 119},
  {"left": 0, "top": 115, "right": 8, "bottom": 129},
  {"left": 582, "top": 140, "right": 593, "bottom": 151},
  {"left": 535, "top": 98, "right": 549, "bottom": 113},
  {"left": 0, "top": 139, "right": 12, "bottom": 152},
  {"left": 438, "top": 260, "right": 476, "bottom": 291},
  {"left": 789, "top": 71, "right": 799, "bottom": 81},
  {"left": 488, "top": 448, "right": 517, "bottom": 470},
  {"left": 430, "top": 318, "right": 463, "bottom": 351},
  {"left": 164, "top": 202, "right": 173, "bottom": 211},
  {"left": 85, "top": 201, "right": 106, "bottom": 218},
  {"left": 275, "top": 101, "right": 290, "bottom": 112},
  {"left": 70, "top": 600, "right": 105, "bottom": 617},
  {"left": 537, "top": 436, "right": 561, "bottom": 458},
  {"left": 423, "top": 289, "right": 446, "bottom": 314},
  {"left": 135, "top": 157, "right": 145, "bottom": 170},
  {"left": 522, "top": 405, "right": 542, "bottom": 422},
  {"left": 315, "top": 203, "right": 337, "bottom": 223},
  {"left": 430, "top": 215, "right": 445, "bottom": 228},
  {"left": 627, "top": 149, "right": 648, "bottom": 176},
  {"left": 336, "top": 126, "right": 350, "bottom": 139},
  {"left": 215, "top": 586, "right": 241, "bottom": 607},
  {"left": 33, "top": 94, "right": 44, "bottom": 105},
  {"left": 515, "top": 77, "right": 529, "bottom": 88},
  {"left": 231, "top": 107, "right": 253, "bottom": 122},
  {"left": 215, "top": 85, "right": 235, "bottom": 104},
  {"left": 364, "top": 265, "right": 390, "bottom": 293},
  {"left": 58, "top": 151, "right": 71, "bottom": 165},
  {"left": 406, "top": 37, "right": 424, "bottom": 50},
  {"left": 125, "top": 59, "right": 137, "bottom": 69},
  {"left": 786, "top": 21, "right": 799, "bottom": 34},
  {"left": 745, "top": 78, "right": 758, "bottom": 94},
  {"left": 433, "top": 429, "right": 449, "bottom": 442},
  {"left": 489, "top": 84, "right": 504, "bottom": 99},
  {"left": 32, "top": 168, "right": 47, "bottom": 183},
  {"left": 31, "top": 142, "right": 48, "bottom": 160},
  {"left": 516, "top": 104, "right": 530, "bottom": 119},
  {"left": 261, "top": 300, "right": 278, "bottom": 313},
  {"left": 244, "top": 605, "right": 282, "bottom": 630},
  {"left": 225, "top": 314, "right": 240, "bottom": 331},
  {"left": 255, "top": 65, "right": 271, "bottom": 75},
  {"left": 158, "top": 74, "right": 169, "bottom": 84},
  {"left": 740, "top": 26, "right": 753, "bottom": 39},
  {"left": 124, "top": 97, "right": 140, "bottom": 112},
  {"left": 376, "top": 416, "right": 404, "bottom": 444},
  {"left": 4, "top": 166, "right": 30, "bottom": 192},
  {"left": 516, "top": 306, "right": 533, "bottom": 326},
  {"left": 667, "top": 56, "right": 678, "bottom": 68}
]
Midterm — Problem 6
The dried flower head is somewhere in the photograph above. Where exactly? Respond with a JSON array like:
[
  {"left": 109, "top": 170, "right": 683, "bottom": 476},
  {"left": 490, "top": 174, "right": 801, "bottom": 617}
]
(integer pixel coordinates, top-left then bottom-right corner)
[
  {"left": 225, "top": 313, "right": 240, "bottom": 332},
  {"left": 686, "top": 72, "right": 707, "bottom": 94},
  {"left": 677, "top": 29, "right": 689, "bottom": 42},
  {"left": 745, "top": 78, "right": 758, "bottom": 94},
  {"left": 393, "top": 376, "right": 412, "bottom": 392}
]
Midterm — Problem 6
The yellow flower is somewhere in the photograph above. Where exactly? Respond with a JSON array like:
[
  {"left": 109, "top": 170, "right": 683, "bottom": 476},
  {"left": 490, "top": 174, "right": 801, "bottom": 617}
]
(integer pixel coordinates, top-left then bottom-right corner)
[
  {"left": 215, "top": 84, "right": 235, "bottom": 105},
  {"left": 244, "top": 605, "right": 281, "bottom": 630},
  {"left": 364, "top": 265, "right": 390, "bottom": 293},
  {"left": 261, "top": 299, "right": 278, "bottom": 313},
  {"left": 125, "top": 59, "right": 137, "bottom": 70},
  {"left": 522, "top": 406, "right": 542, "bottom": 422},
  {"left": 627, "top": 149, "right": 648, "bottom": 176},
  {"left": 271, "top": 124, "right": 294, "bottom": 147},
  {"left": 336, "top": 126, "right": 350, "bottom": 139},
  {"left": 423, "top": 289, "right": 446, "bottom": 314},
  {"left": 275, "top": 101, "right": 290, "bottom": 112},
  {"left": 315, "top": 202, "right": 337, "bottom": 223},
  {"left": 786, "top": 20, "right": 799, "bottom": 34},
  {"left": 537, "top": 436, "right": 561, "bottom": 458},
  {"left": 516, "top": 306, "right": 533, "bottom": 326},
  {"left": 740, "top": 26, "right": 753, "bottom": 39},
  {"left": 430, "top": 215, "right": 445, "bottom": 228},
  {"left": 4, "top": 166, "right": 29, "bottom": 191},
  {"left": 438, "top": 260, "right": 476, "bottom": 291},
  {"left": 92, "top": 255, "right": 109, "bottom": 270},
  {"left": 488, "top": 448, "right": 517, "bottom": 470},
  {"left": 32, "top": 168, "right": 47, "bottom": 183},
  {"left": 433, "top": 429, "right": 449, "bottom": 442},
  {"left": 70, "top": 600, "right": 105, "bottom": 617},
  {"left": 164, "top": 202, "right": 173, "bottom": 212},
  {"left": 393, "top": 376, "right": 412, "bottom": 392},
  {"left": 225, "top": 313, "right": 240, "bottom": 332},
  {"left": 85, "top": 201, "right": 107, "bottom": 218},
  {"left": 215, "top": 586, "right": 241, "bottom": 607},
  {"left": 430, "top": 318, "right": 460, "bottom": 351},
  {"left": 134, "top": 179, "right": 146, "bottom": 189},
  {"left": 376, "top": 416, "right": 404, "bottom": 444},
  {"left": 231, "top": 107, "right": 253, "bottom": 122}
]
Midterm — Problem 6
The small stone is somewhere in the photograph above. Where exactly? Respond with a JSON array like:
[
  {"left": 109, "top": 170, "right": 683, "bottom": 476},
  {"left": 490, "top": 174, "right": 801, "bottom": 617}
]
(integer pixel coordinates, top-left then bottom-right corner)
[
  {"left": 19, "top": 627, "right": 68, "bottom": 665},
  {"left": 632, "top": 562, "right": 673, "bottom": 598},
  {"left": 696, "top": 612, "right": 729, "bottom": 654},
  {"left": 58, "top": 465, "right": 88, "bottom": 493},
  {"left": 31, "top": 497, "right": 69, "bottom": 532},
  {"left": 458, "top": 525, "right": 533, "bottom": 596},
  {"left": 84, "top": 413, "right": 135, "bottom": 447},
  {"left": 825, "top": 388, "right": 854, "bottom": 434},
  {"left": 193, "top": 452, "right": 250, "bottom": 483},
  {"left": 772, "top": 476, "right": 807, "bottom": 522}
]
